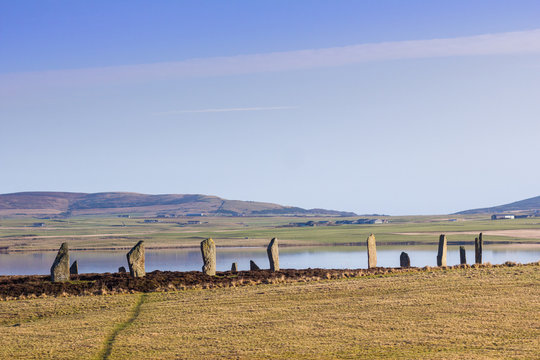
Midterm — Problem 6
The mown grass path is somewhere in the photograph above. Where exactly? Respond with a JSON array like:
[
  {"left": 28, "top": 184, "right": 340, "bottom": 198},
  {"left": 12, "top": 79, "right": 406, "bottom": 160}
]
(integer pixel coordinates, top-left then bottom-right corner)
[{"left": 97, "top": 293, "right": 147, "bottom": 360}]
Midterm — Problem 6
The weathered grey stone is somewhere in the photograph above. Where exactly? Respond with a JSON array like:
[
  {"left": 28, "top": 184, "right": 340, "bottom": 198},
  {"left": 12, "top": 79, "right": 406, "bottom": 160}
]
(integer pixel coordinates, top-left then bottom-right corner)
[
  {"left": 126, "top": 241, "right": 145, "bottom": 278},
  {"left": 367, "top": 233, "right": 377, "bottom": 268},
  {"left": 400, "top": 252, "right": 410, "bottom": 267},
  {"left": 437, "top": 234, "right": 447, "bottom": 267},
  {"left": 200, "top": 238, "right": 216, "bottom": 276},
  {"left": 231, "top": 262, "right": 238, "bottom": 272},
  {"left": 267, "top": 238, "right": 279, "bottom": 271},
  {"left": 50, "top": 242, "right": 70, "bottom": 282},
  {"left": 69, "top": 261, "right": 78, "bottom": 275},
  {"left": 475, "top": 233, "right": 483, "bottom": 264},
  {"left": 459, "top": 246, "right": 467, "bottom": 265},
  {"left": 118, "top": 266, "right": 126, "bottom": 273},
  {"left": 250, "top": 260, "right": 260, "bottom": 271}
]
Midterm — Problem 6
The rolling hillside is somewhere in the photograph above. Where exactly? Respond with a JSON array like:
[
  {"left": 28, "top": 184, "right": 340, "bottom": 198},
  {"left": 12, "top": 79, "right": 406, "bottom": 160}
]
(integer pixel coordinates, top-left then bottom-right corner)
[
  {"left": 0, "top": 192, "right": 356, "bottom": 218},
  {"left": 456, "top": 195, "right": 540, "bottom": 214}
]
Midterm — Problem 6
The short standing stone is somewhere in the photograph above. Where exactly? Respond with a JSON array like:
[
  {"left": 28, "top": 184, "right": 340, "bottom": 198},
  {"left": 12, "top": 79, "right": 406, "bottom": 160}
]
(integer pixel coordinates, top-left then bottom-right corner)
[
  {"left": 250, "top": 260, "right": 260, "bottom": 271},
  {"left": 437, "top": 234, "right": 447, "bottom": 267},
  {"left": 400, "top": 252, "right": 410, "bottom": 267},
  {"left": 459, "top": 246, "right": 467, "bottom": 265},
  {"left": 126, "top": 241, "right": 145, "bottom": 278},
  {"left": 367, "top": 234, "right": 377, "bottom": 268},
  {"left": 69, "top": 261, "right": 78, "bottom": 275},
  {"left": 200, "top": 238, "right": 216, "bottom": 276},
  {"left": 50, "top": 242, "right": 70, "bottom": 282},
  {"left": 118, "top": 266, "right": 127, "bottom": 273},
  {"left": 231, "top": 262, "right": 238, "bottom": 272},
  {"left": 475, "top": 233, "right": 483, "bottom": 264},
  {"left": 267, "top": 238, "right": 279, "bottom": 271}
]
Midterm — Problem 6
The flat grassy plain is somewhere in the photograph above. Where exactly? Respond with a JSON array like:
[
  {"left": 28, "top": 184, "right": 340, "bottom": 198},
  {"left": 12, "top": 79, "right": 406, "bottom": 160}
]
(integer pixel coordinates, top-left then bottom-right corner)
[
  {"left": 1, "top": 215, "right": 540, "bottom": 251},
  {"left": 0, "top": 264, "right": 538, "bottom": 359}
]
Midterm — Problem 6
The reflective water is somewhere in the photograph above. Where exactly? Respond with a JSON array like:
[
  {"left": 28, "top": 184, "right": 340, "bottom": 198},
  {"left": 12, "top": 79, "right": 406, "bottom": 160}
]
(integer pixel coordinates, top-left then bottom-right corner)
[{"left": 0, "top": 245, "right": 538, "bottom": 276}]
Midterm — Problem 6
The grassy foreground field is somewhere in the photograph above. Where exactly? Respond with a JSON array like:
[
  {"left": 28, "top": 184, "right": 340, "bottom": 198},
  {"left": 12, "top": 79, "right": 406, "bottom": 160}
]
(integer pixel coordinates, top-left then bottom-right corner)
[{"left": 1, "top": 264, "right": 538, "bottom": 359}]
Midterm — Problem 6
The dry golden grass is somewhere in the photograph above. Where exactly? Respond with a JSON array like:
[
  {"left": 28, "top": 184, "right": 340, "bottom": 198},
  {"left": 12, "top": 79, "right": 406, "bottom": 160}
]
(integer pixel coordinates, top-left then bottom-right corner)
[
  {"left": 0, "top": 294, "right": 137, "bottom": 359},
  {"left": 108, "top": 265, "right": 539, "bottom": 359},
  {"left": 0, "top": 265, "right": 538, "bottom": 359}
]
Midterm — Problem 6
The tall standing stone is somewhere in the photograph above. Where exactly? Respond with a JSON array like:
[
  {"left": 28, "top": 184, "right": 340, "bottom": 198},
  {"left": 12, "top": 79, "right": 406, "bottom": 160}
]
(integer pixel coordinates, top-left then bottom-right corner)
[
  {"left": 127, "top": 241, "right": 145, "bottom": 278},
  {"left": 51, "top": 242, "right": 70, "bottom": 282},
  {"left": 400, "top": 252, "right": 410, "bottom": 267},
  {"left": 475, "top": 233, "right": 483, "bottom": 264},
  {"left": 367, "top": 234, "right": 377, "bottom": 268},
  {"left": 231, "top": 262, "right": 238, "bottom": 273},
  {"left": 70, "top": 260, "right": 78, "bottom": 275},
  {"left": 267, "top": 238, "right": 279, "bottom": 271},
  {"left": 459, "top": 246, "right": 467, "bottom": 265},
  {"left": 250, "top": 260, "right": 260, "bottom": 270},
  {"left": 200, "top": 238, "right": 216, "bottom": 276},
  {"left": 437, "top": 234, "right": 447, "bottom": 267}
]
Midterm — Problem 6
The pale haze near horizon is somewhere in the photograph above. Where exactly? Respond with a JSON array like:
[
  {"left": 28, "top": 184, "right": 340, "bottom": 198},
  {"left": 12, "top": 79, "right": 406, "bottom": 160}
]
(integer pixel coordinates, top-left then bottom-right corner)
[{"left": 1, "top": 1, "right": 540, "bottom": 215}]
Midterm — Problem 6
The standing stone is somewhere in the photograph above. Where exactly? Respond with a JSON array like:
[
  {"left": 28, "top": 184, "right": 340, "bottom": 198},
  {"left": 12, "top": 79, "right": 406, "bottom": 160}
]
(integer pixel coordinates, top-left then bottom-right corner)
[
  {"left": 267, "top": 238, "right": 279, "bottom": 271},
  {"left": 118, "top": 266, "right": 127, "bottom": 273},
  {"left": 459, "top": 246, "right": 467, "bottom": 265},
  {"left": 437, "top": 234, "right": 447, "bottom": 267},
  {"left": 250, "top": 260, "right": 260, "bottom": 270},
  {"left": 367, "top": 234, "right": 377, "bottom": 268},
  {"left": 69, "top": 261, "right": 78, "bottom": 275},
  {"left": 200, "top": 238, "right": 216, "bottom": 276},
  {"left": 126, "top": 241, "right": 145, "bottom": 278},
  {"left": 50, "top": 242, "right": 70, "bottom": 282},
  {"left": 231, "top": 262, "right": 238, "bottom": 272},
  {"left": 400, "top": 252, "right": 410, "bottom": 267},
  {"left": 475, "top": 233, "right": 483, "bottom": 264}
]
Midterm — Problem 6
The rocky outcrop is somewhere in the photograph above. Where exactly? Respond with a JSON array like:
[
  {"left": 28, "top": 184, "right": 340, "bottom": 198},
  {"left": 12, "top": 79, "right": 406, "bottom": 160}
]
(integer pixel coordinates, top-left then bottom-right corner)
[
  {"left": 367, "top": 234, "right": 377, "bottom": 268},
  {"left": 437, "top": 235, "right": 447, "bottom": 267},
  {"left": 69, "top": 261, "right": 78, "bottom": 275},
  {"left": 475, "top": 233, "right": 483, "bottom": 264},
  {"left": 250, "top": 260, "right": 260, "bottom": 271},
  {"left": 267, "top": 238, "right": 279, "bottom": 271},
  {"left": 459, "top": 246, "right": 467, "bottom": 265},
  {"left": 400, "top": 252, "right": 410, "bottom": 267},
  {"left": 50, "top": 243, "right": 70, "bottom": 282},
  {"left": 200, "top": 238, "right": 216, "bottom": 276},
  {"left": 127, "top": 241, "right": 145, "bottom": 277}
]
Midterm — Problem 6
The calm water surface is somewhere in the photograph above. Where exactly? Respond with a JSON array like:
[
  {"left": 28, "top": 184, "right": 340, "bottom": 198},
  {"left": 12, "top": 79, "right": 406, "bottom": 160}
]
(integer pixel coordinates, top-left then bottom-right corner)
[{"left": 0, "top": 245, "right": 539, "bottom": 276}]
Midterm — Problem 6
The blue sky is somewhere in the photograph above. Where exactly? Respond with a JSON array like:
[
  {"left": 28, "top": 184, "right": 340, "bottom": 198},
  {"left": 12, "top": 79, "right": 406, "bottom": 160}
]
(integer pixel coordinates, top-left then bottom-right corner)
[{"left": 1, "top": 0, "right": 540, "bottom": 215}]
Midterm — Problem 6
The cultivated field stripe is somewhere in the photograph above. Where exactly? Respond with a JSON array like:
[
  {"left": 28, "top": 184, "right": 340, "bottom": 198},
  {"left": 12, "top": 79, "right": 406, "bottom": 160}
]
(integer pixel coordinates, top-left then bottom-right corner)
[{"left": 97, "top": 293, "right": 147, "bottom": 360}]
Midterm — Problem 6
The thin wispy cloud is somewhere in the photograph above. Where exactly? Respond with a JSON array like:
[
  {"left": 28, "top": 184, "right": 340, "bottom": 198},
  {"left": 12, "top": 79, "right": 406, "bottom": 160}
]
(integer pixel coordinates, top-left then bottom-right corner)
[
  {"left": 153, "top": 106, "right": 298, "bottom": 116},
  {"left": 2, "top": 29, "right": 540, "bottom": 93}
]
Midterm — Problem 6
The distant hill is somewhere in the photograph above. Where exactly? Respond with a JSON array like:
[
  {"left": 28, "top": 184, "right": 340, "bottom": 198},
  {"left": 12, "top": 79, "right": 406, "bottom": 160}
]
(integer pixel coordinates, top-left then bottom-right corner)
[
  {"left": 0, "top": 192, "right": 356, "bottom": 218},
  {"left": 455, "top": 195, "right": 540, "bottom": 214}
]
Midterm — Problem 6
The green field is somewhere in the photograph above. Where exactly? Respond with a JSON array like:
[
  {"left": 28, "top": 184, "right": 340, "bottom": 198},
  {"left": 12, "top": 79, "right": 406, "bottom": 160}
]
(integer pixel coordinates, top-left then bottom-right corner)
[
  {"left": 1, "top": 215, "right": 540, "bottom": 251},
  {"left": 1, "top": 264, "right": 538, "bottom": 359}
]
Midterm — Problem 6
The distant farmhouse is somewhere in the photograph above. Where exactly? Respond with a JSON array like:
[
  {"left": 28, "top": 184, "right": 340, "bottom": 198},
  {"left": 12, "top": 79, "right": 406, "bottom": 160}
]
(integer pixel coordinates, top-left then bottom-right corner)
[
  {"left": 491, "top": 214, "right": 515, "bottom": 220},
  {"left": 32, "top": 222, "right": 46, "bottom": 227}
]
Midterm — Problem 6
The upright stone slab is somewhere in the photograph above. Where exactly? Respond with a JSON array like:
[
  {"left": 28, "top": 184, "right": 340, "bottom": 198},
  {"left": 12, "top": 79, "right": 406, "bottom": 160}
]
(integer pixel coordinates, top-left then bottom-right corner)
[
  {"left": 231, "top": 262, "right": 238, "bottom": 272},
  {"left": 459, "top": 246, "right": 467, "bottom": 265},
  {"left": 437, "top": 234, "right": 447, "bottom": 267},
  {"left": 118, "top": 266, "right": 127, "bottom": 273},
  {"left": 70, "top": 260, "right": 78, "bottom": 275},
  {"left": 367, "top": 234, "right": 377, "bottom": 268},
  {"left": 250, "top": 260, "right": 260, "bottom": 270},
  {"left": 126, "top": 241, "right": 145, "bottom": 278},
  {"left": 475, "top": 233, "right": 483, "bottom": 264},
  {"left": 200, "top": 238, "right": 216, "bottom": 276},
  {"left": 267, "top": 238, "right": 279, "bottom": 271},
  {"left": 51, "top": 242, "right": 70, "bottom": 282},
  {"left": 400, "top": 252, "right": 410, "bottom": 267}
]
